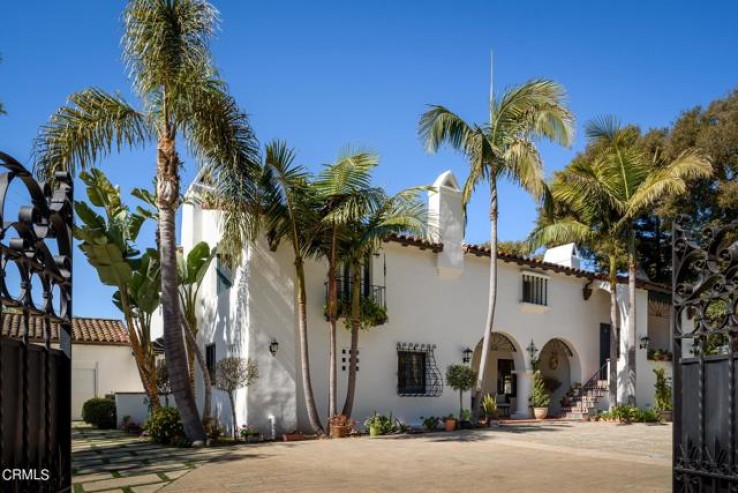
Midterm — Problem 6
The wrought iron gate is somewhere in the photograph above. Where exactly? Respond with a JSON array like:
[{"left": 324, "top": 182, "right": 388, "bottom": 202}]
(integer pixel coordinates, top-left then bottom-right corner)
[
  {"left": 0, "top": 152, "right": 73, "bottom": 491},
  {"left": 673, "top": 217, "right": 738, "bottom": 491}
]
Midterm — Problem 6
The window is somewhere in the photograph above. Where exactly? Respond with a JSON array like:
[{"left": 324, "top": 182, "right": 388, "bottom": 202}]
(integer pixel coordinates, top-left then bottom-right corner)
[
  {"left": 216, "top": 255, "right": 233, "bottom": 295},
  {"left": 521, "top": 272, "right": 548, "bottom": 306},
  {"left": 205, "top": 344, "right": 216, "bottom": 381},
  {"left": 398, "top": 351, "right": 426, "bottom": 395},
  {"left": 396, "top": 343, "right": 443, "bottom": 397}
]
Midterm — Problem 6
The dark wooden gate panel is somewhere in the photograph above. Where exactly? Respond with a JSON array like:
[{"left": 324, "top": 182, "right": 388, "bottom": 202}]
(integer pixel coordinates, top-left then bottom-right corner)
[
  {"left": 673, "top": 217, "right": 738, "bottom": 492},
  {"left": 0, "top": 152, "right": 73, "bottom": 492}
]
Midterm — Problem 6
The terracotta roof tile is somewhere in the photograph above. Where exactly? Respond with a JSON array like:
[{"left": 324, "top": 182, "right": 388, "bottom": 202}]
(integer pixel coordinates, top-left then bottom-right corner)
[
  {"left": 1, "top": 314, "right": 130, "bottom": 346},
  {"left": 462, "top": 243, "right": 669, "bottom": 292},
  {"left": 384, "top": 234, "right": 444, "bottom": 252}
]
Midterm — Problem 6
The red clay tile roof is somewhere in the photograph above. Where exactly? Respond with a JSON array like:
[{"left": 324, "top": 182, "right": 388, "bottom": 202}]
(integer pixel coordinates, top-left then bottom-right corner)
[
  {"left": 384, "top": 237, "right": 667, "bottom": 291},
  {"left": 384, "top": 234, "right": 444, "bottom": 252},
  {"left": 462, "top": 243, "right": 669, "bottom": 292},
  {"left": 1, "top": 314, "right": 130, "bottom": 346}
]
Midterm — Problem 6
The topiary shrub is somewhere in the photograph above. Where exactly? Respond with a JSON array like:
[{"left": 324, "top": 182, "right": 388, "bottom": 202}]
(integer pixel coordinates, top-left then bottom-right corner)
[
  {"left": 81, "top": 397, "right": 117, "bottom": 429},
  {"left": 145, "top": 407, "right": 187, "bottom": 446}
]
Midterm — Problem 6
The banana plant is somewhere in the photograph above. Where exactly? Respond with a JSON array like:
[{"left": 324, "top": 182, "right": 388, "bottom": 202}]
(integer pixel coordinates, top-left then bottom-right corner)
[
  {"left": 177, "top": 241, "right": 217, "bottom": 421},
  {"left": 75, "top": 169, "right": 159, "bottom": 409}
]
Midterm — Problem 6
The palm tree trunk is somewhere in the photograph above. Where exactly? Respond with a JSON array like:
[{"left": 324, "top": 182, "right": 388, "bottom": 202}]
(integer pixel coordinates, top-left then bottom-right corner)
[
  {"left": 626, "top": 231, "right": 637, "bottom": 406},
  {"left": 608, "top": 257, "right": 618, "bottom": 409},
  {"left": 328, "top": 229, "right": 338, "bottom": 418},
  {"left": 182, "top": 317, "right": 212, "bottom": 421},
  {"left": 228, "top": 391, "right": 238, "bottom": 440},
  {"left": 295, "top": 257, "right": 325, "bottom": 434},
  {"left": 473, "top": 177, "right": 499, "bottom": 417},
  {"left": 341, "top": 259, "right": 361, "bottom": 417},
  {"left": 120, "top": 290, "right": 160, "bottom": 411},
  {"left": 157, "top": 135, "right": 206, "bottom": 442}
]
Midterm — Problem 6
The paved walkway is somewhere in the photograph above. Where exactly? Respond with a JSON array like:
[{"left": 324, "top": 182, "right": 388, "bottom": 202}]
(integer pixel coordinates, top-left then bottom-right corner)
[
  {"left": 72, "top": 424, "right": 230, "bottom": 492},
  {"left": 159, "top": 421, "right": 672, "bottom": 493}
]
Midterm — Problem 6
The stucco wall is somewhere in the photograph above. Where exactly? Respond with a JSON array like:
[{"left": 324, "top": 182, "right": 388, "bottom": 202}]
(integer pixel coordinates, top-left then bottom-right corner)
[
  {"left": 181, "top": 171, "right": 664, "bottom": 435},
  {"left": 71, "top": 344, "right": 142, "bottom": 419}
]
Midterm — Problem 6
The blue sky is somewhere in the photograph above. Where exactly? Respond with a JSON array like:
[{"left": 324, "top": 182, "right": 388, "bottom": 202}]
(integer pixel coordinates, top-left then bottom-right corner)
[{"left": 1, "top": 1, "right": 736, "bottom": 318}]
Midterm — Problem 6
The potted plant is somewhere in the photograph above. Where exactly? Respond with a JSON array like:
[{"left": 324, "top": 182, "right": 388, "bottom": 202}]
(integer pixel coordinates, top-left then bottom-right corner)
[
  {"left": 529, "top": 370, "right": 550, "bottom": 419},
  {"left": 421, "top": 416, "right": 440, "bottom": 432},
  {"left": 239, "top": 425, "right": 263, "bottom": 443},
  {"left": 364, "top": 412, "right": 397, "bottom": 437},
  {"left": 653, "top": 367, "right": 673, "bottom": 422},
  {"left": 457, "top": 408, "right": 472, "bottom": 429},
  {"left": 443, "top": 413, "right": 457, "bottom": 431},
  {"left": 479, "top": 394, "right": 498, "bottom": 427},
  {"left": 445, "top": 364, "right": 477, "bottom": 424},
  {"left": 328, "top": 413, "right": 355, "bottom": 438}
]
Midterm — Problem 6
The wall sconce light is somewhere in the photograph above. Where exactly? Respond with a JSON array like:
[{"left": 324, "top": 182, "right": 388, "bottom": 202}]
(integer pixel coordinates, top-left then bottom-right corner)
[
  {"left": 639, "top": 336, "right": 650, "bottom": 350},
  {"left": 462, "top": 347, "right": 473, "bottom": 364},
  {"left": 269, "top": 338, "right": 279, "bottom": 357},
  {"left": 526, "top": 339, "right": 538, "bottom": 362}
]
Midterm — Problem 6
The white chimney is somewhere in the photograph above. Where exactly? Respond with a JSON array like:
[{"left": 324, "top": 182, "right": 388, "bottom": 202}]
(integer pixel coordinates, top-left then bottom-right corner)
[
  {"left": 543, "top": 243, "right": 581, "bottom": 269},
  {"left": 428, "top": 171, "right": 464, "bottom": 278}
]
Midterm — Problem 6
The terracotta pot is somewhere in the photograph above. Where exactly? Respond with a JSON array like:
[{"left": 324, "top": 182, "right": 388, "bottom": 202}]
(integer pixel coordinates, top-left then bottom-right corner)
[
  {"left": 444, "top": 419, "right": 457, "bottom": 431},
  {"left": 659, "top": 410, "right": 673, "bottom": 422},
  {"left": 330, "top": 424, "right": 352, "bottom": 438},
  {"left": 533, "top": 407, "right": 548, "bottom": 419}
]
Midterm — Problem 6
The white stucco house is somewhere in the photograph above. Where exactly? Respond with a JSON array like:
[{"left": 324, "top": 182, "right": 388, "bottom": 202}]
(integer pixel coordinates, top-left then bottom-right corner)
[
  {"left": 178, "top": 170, "right": 673, "bottom": 436},
  {"left": 1, "top": 314, "right": 143, "bottom": 419}
]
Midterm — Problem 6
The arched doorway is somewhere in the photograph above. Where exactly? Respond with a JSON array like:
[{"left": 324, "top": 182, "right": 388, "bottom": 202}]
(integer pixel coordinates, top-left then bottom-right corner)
[
  {"left": 471, "top": 332, "right": 525, "bottom": 416},
  {"left": 538, "top": 338, "right": 577, "bottom": 415}
]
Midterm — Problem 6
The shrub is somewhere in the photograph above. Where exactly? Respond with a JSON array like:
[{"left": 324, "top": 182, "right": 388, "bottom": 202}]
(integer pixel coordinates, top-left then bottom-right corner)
[
  {"left": 363, "top": 412, "right": 400, "bottom": 435},
  {"left": 119, "top": 415, "right": 142, "bottom": 434},
  {"left": 446, "top": 364, "right": 477, "bottom": 416},
  {"left": 81, "top": 397, "right": 116, "bottom": 429},
  {"left": 145, "top": 407, "right": 187, "bottom": 446},
  {"left": 529, "top": 370, "right": 550, "bottom": 408},
  {"left": 653, "top": 367, "right": 672, "bottom": 413},
  {"left": 421, "top": 416, "right": 440, "bottom": 430},
  {"left": 460, "top": 408, "right": 473, "bottom": 422},
  {"left": 481, "top": 394, "right": 498, "bottom": 418}
]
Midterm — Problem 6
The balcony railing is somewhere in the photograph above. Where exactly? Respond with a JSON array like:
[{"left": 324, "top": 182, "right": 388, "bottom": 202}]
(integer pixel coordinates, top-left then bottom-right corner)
[{"left": 324, "top": 276, "right": 387, "bottom": 323}]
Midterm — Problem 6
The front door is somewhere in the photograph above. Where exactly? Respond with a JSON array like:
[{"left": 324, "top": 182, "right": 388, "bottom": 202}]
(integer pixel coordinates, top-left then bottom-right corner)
[{"left": 497, "top": 359, "right": 516, "bottom": 397}]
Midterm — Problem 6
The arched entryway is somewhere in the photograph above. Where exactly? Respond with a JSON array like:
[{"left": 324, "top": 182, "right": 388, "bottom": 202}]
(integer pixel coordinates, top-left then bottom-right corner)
[
  {"left": 538, "top": 338, "right": 579, "bottom": 415},
  {"left": 471, "top": 332, "right": 525, "bottom": 417}
]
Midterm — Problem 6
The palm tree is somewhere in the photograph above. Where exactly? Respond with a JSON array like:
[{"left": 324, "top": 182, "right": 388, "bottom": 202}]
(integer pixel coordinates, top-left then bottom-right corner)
[
  {"left": 547, "top": 117, "right": 710, "bottom": 404},
  {"left": 177, "top": 241, "right": 217, "bottom": 421},
  {"left": 313, "top": 148, "right": 380, "bottom": 419},
  {"left": 341, "top": 187, "right": 427, "bottom": 417},
  {"left": 419, "top": 78, "right": 574, "bottom": 415},
  {"left": 529, "top": 165, "right": 625, "bottom": 407},
  {"left": 260, "top": 140, "right": 325, "bottom": 434},
  {"left": 32, "top": 0, "right": 259, "bottom": 441}
]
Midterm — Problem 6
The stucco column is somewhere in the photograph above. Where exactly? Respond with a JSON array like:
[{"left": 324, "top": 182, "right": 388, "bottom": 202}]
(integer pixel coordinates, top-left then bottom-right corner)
[
  {"left": 616, "top": 284, "right": 635, "bottom": 405},
  {"left": 513, "top": 370, "right": 532, "bottom": 418}
]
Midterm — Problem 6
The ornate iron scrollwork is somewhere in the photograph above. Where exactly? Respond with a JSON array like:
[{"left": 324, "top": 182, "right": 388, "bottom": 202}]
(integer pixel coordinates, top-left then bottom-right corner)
[
  {"left": 673, "top": 215, "right": 738, "bottom": 491},
  {"left": 0, "top": 151, "right": 73, "bottom": 492}
]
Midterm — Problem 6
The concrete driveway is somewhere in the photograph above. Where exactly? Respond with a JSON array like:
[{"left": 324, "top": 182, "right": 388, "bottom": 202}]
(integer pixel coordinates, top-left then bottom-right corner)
[{"left": 160, "top": 421, "right": 672, "bottom": 493}]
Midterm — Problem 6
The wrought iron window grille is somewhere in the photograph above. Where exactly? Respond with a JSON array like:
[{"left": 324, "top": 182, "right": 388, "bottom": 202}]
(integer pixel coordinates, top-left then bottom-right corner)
[{"left": 396, "top": 343, "right": 443, "bottom": 397}]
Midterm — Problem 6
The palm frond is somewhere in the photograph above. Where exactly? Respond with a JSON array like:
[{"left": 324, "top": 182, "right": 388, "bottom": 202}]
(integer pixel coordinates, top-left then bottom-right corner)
[
  {"left": 502, "top": 138, "right": 546, "bottom": 198},
  {"left": 418, "top": 105, "right": 476, "bottom": 155},
  {"left": 123, "top": 0, "right": 218, "bottom": 97},
  {"left": 32, "top": 88, "right": 150, "bottom": 178},
  {"left": 616, "top": 148, "right": 712, "bottom": 229},
  {"left": 528, "top": 219, "right": 593, "bottom": 250},
  {"left": 493, "top": 79, "right": 574, "bottom": 147}
]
